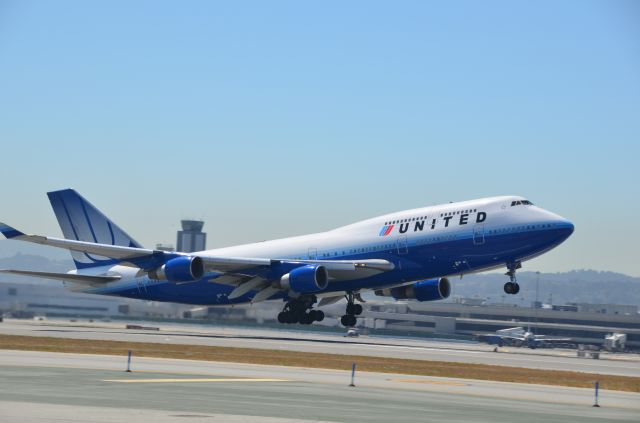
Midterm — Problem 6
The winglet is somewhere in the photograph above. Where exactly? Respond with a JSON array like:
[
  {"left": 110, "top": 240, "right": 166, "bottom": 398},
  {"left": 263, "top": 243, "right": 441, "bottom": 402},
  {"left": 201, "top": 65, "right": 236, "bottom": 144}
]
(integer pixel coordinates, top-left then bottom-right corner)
[{"left": 0, "top": 222, "right": 25, "bottom": 239}]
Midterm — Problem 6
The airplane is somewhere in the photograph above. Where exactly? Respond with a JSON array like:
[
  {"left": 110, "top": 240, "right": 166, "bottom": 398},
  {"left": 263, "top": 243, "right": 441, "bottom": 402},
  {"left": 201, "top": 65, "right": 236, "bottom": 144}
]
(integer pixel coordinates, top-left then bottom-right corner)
[
  {"left": 0, "top": 189, "right": 574, "bottom": 327},
  {"left": 477, "top": 326, "right": 574, "bottom": 349}
]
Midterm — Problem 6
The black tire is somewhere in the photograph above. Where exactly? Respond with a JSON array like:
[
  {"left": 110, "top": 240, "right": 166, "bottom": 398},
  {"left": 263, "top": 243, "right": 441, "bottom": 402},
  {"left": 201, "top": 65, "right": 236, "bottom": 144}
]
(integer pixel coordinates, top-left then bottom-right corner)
[
  {"left": 346, "top": 314, "right": 357, "bottom": 327},
  {"left": 293, "top": 311, "right": 307, "bottom": 324},
  {"left": 340, "top": 315, "right": 351, "bottom": 327},
  {"left": 315, "top": 310, "right": 325, "bottom": 322},
  {"left": 503, "top": 282, "right": 514, "bottom": 294},
  {"left": 347, "top": 303, "right": 362, "bottom": 315},
  {"left": 513, "top": 283, "right": 520, "bottom": 294},
  {"left": 277, "top": 312, "right": 287, "bottom": 324},
  {"left": 341, "top": 314, "right": 357, "bottom": 327},
  {"left": 300, "top": 313, "right": 313, "bottom": 325},
  {"left": 347, "top": 303, "right": 354, "bottom": 314}
]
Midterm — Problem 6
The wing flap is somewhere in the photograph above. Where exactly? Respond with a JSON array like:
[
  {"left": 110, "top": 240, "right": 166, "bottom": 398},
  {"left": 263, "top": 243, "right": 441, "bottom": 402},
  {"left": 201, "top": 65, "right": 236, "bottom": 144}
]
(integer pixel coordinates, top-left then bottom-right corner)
[{"left": 199, "top": 256, "right": 394, "bottom": 276}]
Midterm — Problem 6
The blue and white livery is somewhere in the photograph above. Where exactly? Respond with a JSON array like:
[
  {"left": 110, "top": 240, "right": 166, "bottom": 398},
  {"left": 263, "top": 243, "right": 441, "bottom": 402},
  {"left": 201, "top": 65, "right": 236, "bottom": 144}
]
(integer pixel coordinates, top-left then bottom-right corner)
[{"left": 0, "top": 189, "right": 574, "bottom": 326}]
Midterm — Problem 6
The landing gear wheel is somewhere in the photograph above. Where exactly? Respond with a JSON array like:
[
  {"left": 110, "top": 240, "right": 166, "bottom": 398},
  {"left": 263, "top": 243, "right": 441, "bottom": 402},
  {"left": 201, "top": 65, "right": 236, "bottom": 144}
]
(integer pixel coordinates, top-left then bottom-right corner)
[
  {"left": 504, "top": 282, "right": 520, "bottom": 295},
  {"left": 347, "top": 303, "right": 363, "bottom": 315},
  {"left": 504, "top": 261, "right": 522, "bottom": 295},
  {"left": 277, "top": 295, "right": 323, "bottom": 325},
  {"left": 286, "top": 312, "right": 298, "bottom": 324},
  {"left": 309, "top": 309, "right": 324, "bottom": 322},
  {"left": 300, "top": 313, "right": 314, "bottom": 325},
  {"left": 341, "top": 314, "right": 357, "bottom": 327}
]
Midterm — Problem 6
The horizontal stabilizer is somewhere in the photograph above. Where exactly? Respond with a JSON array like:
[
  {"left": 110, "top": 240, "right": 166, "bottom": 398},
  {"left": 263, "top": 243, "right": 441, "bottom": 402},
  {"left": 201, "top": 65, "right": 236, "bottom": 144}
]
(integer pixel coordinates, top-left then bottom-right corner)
[
  {"left": 0, "top": 223, "right": 25, "bottom": 239},
  {"left": 0, "top": 269, "right": 121, "bottom": 284}
]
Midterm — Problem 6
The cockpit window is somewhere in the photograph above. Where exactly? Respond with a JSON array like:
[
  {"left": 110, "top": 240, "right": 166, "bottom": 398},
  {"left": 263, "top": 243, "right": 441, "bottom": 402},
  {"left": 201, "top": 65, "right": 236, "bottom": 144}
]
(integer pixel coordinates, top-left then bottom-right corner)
[{"left": 511, "top": 200, "right": 533, "bottom": 206}]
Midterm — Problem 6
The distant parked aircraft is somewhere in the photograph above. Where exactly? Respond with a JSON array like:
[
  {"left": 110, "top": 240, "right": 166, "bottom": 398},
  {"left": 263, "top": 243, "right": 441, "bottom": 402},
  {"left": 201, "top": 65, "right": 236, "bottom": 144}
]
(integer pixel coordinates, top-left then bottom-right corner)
[{"left": 477, "top": 326, "right": 573, "bottom": 349}]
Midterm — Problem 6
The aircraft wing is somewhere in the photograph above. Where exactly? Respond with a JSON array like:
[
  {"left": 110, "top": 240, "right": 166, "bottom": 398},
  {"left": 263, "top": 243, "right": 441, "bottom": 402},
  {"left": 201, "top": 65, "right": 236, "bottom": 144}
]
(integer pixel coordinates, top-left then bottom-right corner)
[
  {"left": 476, "top": 333, "right": 525, "bottom": 340},
  {"left": 0, "top": 223, "right": 394, "bottom": 283},
  {"left": 0, "top": 269, "right": 120, "bottom": 284},
  {"left": 0, "top": 223, "right": 155, "bottom": 260},
  {"left": 499, "top": 335, "right": 527, "bottom": 341},
  {"left": 197, "top": 256, "right": 392, "bottom": 273}
]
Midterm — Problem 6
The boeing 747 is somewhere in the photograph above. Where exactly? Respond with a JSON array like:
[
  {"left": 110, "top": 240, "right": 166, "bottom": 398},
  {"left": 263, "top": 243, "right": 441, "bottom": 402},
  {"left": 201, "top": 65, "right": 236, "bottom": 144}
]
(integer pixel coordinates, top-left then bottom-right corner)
[{"left": 0, "top": 190, "right": 573, "bottom": 327}]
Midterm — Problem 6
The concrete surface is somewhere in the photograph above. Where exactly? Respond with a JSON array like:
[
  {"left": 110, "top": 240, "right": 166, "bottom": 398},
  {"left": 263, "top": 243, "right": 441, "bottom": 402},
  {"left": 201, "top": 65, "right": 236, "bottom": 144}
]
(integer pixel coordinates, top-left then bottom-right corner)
[
  {"left": 1, "top": 350, "right": 639, "bottom": 423},
  {"left": 1, "top": 319, "right": 639, "bottom": 377}
]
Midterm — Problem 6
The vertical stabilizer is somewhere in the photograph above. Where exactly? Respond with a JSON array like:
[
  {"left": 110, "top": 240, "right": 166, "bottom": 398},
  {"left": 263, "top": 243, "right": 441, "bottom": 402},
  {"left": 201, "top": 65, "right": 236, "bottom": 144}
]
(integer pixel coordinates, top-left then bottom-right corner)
[{"left": 47, "top": 189, "right": 143, "bottom": 269}]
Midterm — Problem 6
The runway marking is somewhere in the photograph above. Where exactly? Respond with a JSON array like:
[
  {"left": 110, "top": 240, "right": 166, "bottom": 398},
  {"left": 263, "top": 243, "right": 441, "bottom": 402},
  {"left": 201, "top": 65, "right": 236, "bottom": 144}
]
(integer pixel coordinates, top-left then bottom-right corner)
[
  {"left": 389, "top": 378, "right": 467, "bottom": 386},
  {"left": 103, "top": 378, "right": 291, "bottom": 383}
]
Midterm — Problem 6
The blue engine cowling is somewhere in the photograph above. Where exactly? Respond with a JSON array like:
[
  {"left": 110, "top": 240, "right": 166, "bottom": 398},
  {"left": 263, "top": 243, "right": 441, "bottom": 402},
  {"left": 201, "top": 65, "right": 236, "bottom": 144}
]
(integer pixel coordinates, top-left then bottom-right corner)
[
  {"left": 280, "top": 265, "right": 329, "bottom": 293},
  {"left": 375, "top": 277, "right": 451, "bottom": 302},
  {"left": 150, "top": 256, "right": 204, "bottom": 282}
]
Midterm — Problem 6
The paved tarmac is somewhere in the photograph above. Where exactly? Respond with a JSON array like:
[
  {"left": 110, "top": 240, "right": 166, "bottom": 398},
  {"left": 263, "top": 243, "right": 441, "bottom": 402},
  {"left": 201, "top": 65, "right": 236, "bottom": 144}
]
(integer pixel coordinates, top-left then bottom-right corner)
[
  {"left": 1, "top": 319, "right": 639, "bottom": 377},
  {"left": 0, "top": 350, "right": 638, "bottom": 423}
]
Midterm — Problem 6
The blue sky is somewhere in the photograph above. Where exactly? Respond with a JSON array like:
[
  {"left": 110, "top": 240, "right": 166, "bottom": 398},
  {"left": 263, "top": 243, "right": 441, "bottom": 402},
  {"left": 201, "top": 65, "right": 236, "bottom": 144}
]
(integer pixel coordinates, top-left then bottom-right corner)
[{"left": 0, "top": 1, "right": 639, "bottom": 275}]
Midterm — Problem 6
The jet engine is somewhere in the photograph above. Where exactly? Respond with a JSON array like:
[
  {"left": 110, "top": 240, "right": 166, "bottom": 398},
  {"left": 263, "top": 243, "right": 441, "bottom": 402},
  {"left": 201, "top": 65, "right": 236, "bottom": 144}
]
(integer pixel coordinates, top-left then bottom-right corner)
[
  {"left": 149, "top": 256, "right": 204, "bottom": 283},
  {"left": 375, "top": 277, "right": 451, "bottom": 302},
  {"left": 280, "top": 265, "right": 329, "bottom": 293}
]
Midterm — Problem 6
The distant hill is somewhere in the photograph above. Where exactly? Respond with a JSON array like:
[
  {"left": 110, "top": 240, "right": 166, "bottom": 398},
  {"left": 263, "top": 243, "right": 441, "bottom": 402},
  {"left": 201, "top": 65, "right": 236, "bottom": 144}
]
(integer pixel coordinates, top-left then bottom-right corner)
[
  {"left": 0, "top": 239, "right": 71, "bottom": 262},
  {"left": 451, "top": 270, "right": 640, "bottom": 307}
]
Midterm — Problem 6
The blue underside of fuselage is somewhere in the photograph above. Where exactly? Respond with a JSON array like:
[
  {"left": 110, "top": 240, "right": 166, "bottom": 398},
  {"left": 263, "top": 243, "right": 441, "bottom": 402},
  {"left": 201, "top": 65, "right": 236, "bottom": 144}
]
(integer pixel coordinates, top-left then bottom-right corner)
[{"left": 88, "top": 224, "right": 573, "bottom": 306}]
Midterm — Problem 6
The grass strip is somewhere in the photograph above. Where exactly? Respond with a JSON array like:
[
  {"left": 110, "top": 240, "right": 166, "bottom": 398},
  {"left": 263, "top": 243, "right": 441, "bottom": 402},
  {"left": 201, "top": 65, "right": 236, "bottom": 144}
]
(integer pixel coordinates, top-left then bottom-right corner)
[{"left": 1, "top": 334, "right": 638, "bottom": 392}]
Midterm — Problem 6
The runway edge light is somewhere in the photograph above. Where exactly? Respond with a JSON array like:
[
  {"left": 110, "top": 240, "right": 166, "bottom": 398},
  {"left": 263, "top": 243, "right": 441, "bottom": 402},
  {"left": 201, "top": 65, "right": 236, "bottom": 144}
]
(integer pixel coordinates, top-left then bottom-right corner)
[
  {"left": 593, "top": 381, "right": 600, "bottom": 407},
  {"left": 126, "top": 350, "right": 132, "bottom": 373},
  {"left": 349, "top": 363, "right": 356, "bottom": 387}
]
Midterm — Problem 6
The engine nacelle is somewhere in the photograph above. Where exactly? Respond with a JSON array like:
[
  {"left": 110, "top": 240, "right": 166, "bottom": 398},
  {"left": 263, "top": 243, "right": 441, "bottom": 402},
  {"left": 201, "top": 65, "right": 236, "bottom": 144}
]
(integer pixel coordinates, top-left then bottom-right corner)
[
  {"left": 280, "top": 265, "right": 329, "bottom": 293},
  {"left": 375, "top": 277, "right": 451, "bottom": 302},
  {"left": 149, "top": 256, "right": 204, "bottom": 283}
]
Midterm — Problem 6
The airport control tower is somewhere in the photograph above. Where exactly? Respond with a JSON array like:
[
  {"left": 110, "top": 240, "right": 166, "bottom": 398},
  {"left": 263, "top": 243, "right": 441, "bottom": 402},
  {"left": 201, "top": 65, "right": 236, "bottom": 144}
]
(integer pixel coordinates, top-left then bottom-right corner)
[{"left": 176, "top": 220, "right": 207, "bottom": 253}]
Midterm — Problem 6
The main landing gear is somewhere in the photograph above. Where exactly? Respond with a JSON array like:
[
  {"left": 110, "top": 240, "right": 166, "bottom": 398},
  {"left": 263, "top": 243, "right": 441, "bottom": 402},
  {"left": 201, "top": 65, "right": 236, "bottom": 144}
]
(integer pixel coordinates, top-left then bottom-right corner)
[
  {"left": 340, "top": 292, "right": 363, "bottom": 327},
  {"left": 277, "top": 295, "right": 325, "bottom": 325},
  {"left": 504, "top": 261, "right": 521, "bottom": 295}
]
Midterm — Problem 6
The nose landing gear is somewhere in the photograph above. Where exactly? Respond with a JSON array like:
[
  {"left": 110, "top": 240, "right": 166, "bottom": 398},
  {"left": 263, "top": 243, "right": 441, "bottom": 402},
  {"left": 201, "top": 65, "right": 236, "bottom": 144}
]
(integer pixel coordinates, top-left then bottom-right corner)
[
  {"left": 504, "top": 261, "right": 521, "bottom": 294},
  {"left": 277, "top": 295, "right": 325, "bottom": 325},
  {"left": 340, "top": 292, "right": 363, "bottom": 327}
]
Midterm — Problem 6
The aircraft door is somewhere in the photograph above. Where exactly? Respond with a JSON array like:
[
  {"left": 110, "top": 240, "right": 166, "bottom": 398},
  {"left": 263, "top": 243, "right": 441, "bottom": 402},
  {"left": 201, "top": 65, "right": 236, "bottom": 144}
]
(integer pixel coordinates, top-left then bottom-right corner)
[
  {"left": 473, "top": 224, "right": 485, "bottom": 245},
  {"left": 308, "top": 248, "right": 318, "bottom": 259},
  {"left": 396, "top": 236, "right": 408, "bottom": 255}
]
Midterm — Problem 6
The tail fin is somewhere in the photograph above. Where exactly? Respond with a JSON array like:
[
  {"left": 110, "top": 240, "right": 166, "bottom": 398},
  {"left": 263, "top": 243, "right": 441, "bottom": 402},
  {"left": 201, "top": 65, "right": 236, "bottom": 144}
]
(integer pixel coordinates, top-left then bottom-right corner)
[{"left": 47, "top": 189, "right": 143, "bottom": 269}]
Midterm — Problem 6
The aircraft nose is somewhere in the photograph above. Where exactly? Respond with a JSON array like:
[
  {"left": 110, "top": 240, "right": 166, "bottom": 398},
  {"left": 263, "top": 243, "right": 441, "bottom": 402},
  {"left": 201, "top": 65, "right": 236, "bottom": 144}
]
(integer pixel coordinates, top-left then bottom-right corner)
[
  {"left": 553, "top": 218, "right": 574, "bottom": 241},
  {"left": 565, "top": 220, "right": 575, "bottom": 234}
]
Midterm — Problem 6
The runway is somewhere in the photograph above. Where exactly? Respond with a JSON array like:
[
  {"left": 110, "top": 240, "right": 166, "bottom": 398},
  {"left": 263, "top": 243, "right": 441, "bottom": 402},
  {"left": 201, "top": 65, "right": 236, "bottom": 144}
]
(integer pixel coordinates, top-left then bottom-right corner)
[
  {"left": 1, "top": 319, "right": 639, "bottom": 377},
  {"left": 1, "top": 350, "right": 638, "bottom": 423}
]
